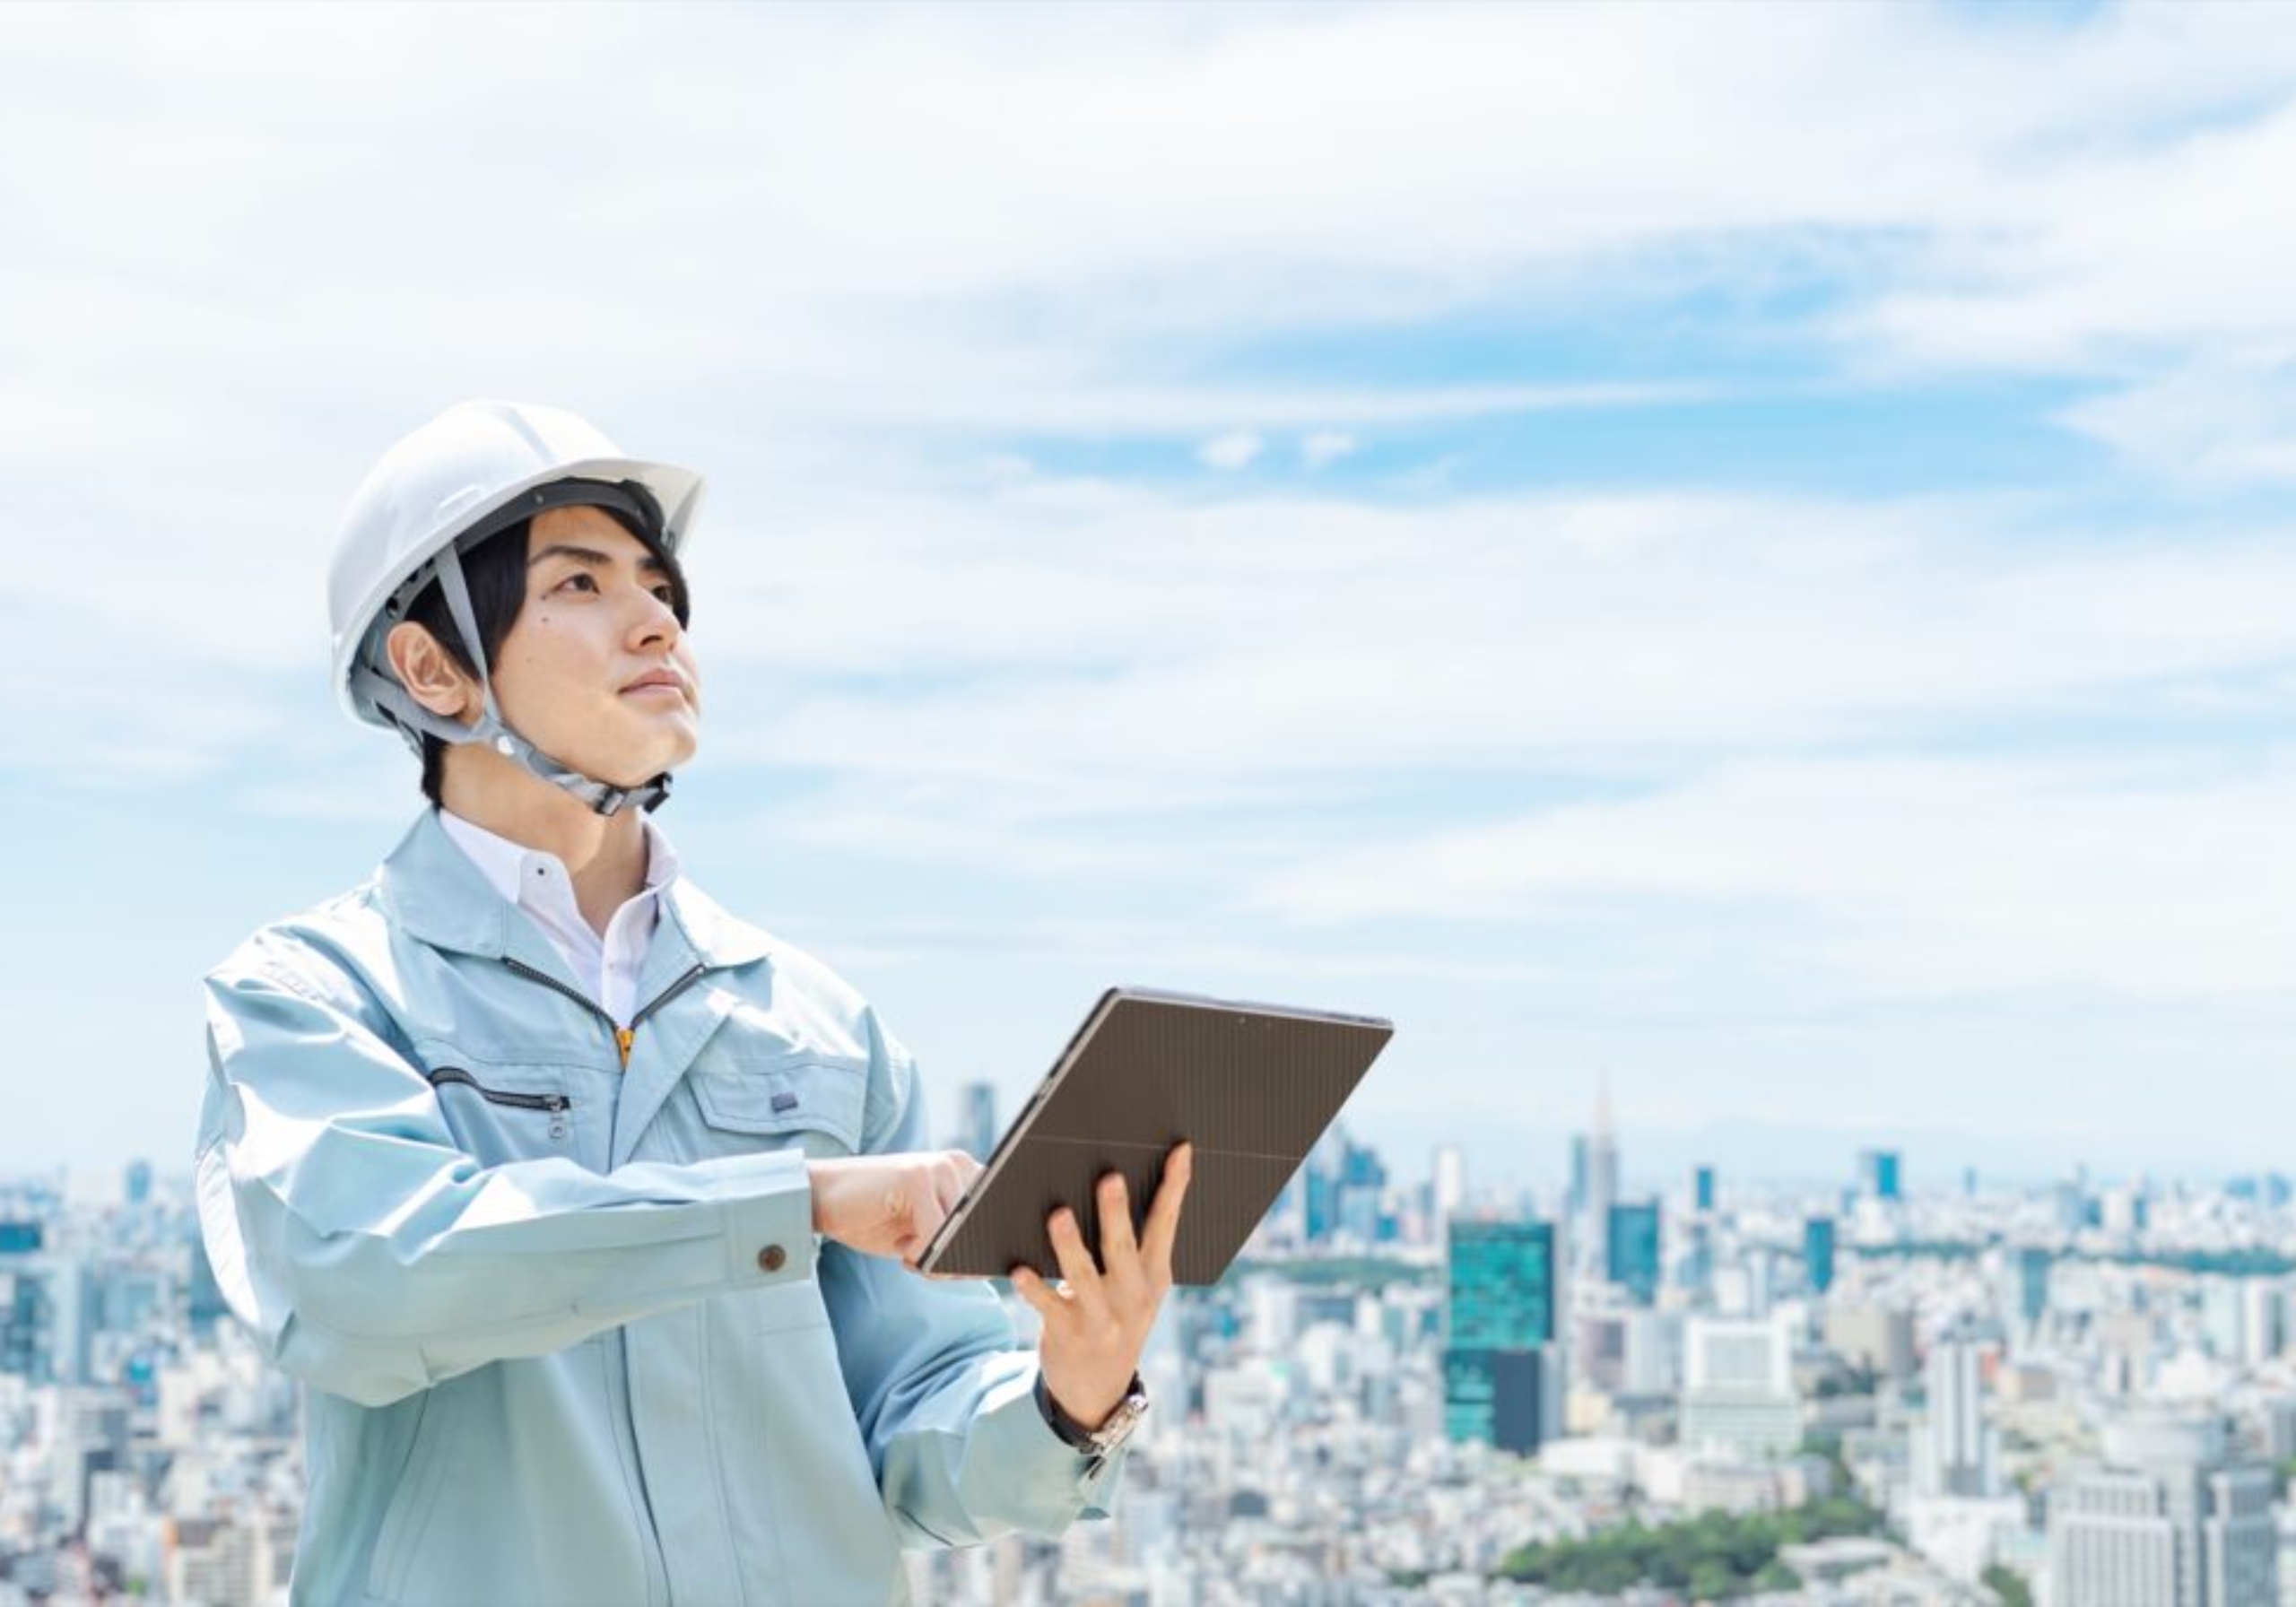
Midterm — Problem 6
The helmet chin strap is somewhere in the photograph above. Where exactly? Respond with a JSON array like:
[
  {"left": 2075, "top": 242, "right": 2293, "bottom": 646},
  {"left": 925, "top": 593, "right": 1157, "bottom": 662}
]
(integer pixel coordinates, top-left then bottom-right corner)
[{"left": 352, "top": 541, "right": 672, "bottom": 818}]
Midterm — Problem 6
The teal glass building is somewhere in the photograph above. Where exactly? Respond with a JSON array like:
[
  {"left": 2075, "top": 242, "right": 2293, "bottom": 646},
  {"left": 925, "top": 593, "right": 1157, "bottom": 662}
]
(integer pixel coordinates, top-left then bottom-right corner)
[{"left": 1444, "top": 1219, "right": 1556, "bottom": 1454}]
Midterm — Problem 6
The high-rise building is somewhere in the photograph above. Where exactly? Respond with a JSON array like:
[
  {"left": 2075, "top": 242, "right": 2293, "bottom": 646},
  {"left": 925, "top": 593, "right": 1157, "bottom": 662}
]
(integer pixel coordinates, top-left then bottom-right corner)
[
  {"left": 1678, "top": 1220, "right": 1715, "bottom": 1298},
  {"left": 1567, "top": 1135, "right": 1589, "bottom": 1220},
  {"left": 1824, "top": 1302, "right": 1916, "bottom": 1384},
  {"left": 955, "top": 1081, "right": 998, "bottom": 1162},
  {"left": 122, "top": 1161, "right": 152, "bottom": 1208},
  {"left": 1431, "top": 1144, "right": 1465, "bottom": 1226},
  {"left": 1693, "top": 1165, "right": 1717, "bottom": 1214},
  {"left": 1444, "top": 1219, "right": 1561, "bottom": 1455},
  {"left": 187, "top": 1235, "right": 230, "bottom": 1337},
  {"left": 1335, "top": 1139, "right": 1388, "bottom": 1243},
  {"left": 1577, "top": 1308, "right": 1685, "bottom": 1397},
  {"left": 1804, "top": 1216, "right": 1837, "bottom": 1296},
  {"left": 0, "top": 1238, "right": 92, "bottom": 1385},
  {"left": 2003, "top": 1247, "right": 2051, "bottom": 1336},
  {"left": 1915, "top": 1335, "right": 1997, "bottom": 1498},
  {"left": 1681, "top": 1314, "right": 1803, "bottom": 1463},
  {"left": 1858, "top": 1148, "right": 1902, "bottom": 1202},
  {"left": 2048, "top": 1412, "right": 2276, "bottom": 1607},
  {"left": 1584, "top": 1081, "right": 1619, "bottom": 1273},
  {"left": 1605, "top": 1200, "right": 1660, "bottom": 1306},
  {"left": 2054, "top": 1177, "right": 2089, "bottom": 1235},
  {"left": 1304, "top": 1127, "right": 1347, "bottom": 1242},
  {"left": 2241, "top": 1281, "right": 2285, "bottom": 1366},
  {"left": 2100, "top": 1185, "right": 2151, "bottom": 1236}
]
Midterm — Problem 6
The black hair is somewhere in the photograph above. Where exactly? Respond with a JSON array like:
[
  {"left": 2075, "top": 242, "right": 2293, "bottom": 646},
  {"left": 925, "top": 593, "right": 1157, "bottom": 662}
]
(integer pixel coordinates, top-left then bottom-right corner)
[{"left": 404, "top": 502, "right": 691, "bottom": 805}]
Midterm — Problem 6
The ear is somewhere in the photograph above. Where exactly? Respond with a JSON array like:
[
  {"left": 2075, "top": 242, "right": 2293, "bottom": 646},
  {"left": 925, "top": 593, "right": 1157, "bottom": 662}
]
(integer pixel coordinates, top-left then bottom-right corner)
[{"left": 384, "top": 621, "right": 480, "bottom": 725}]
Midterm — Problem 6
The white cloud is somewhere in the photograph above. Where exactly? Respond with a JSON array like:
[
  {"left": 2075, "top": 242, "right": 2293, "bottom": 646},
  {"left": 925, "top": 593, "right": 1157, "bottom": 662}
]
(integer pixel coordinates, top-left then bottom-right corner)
[
  {"left": 688, "top": 479, "right": 2296, "bottom": 807},
  {"left": 2058, "top": 353, "right": 2296, "bottom": 484},
  {"left": 1250, "top": 754, "right": 2296, "bottom": 1001},
  {"left": 1300, "top": 431, "right": 1357, "bottom": 469},
  {"left": 4, "top": 1, "right": 2295, "bottom": 508},
  {"left": 1197, "top": 430, "right": 1263, "bottom": 471}
]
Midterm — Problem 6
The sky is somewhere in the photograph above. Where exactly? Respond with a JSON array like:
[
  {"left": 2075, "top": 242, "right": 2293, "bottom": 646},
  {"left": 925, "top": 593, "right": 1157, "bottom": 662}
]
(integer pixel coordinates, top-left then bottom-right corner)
[{"left": 6, "top": 2, "right": 2296, "bottom": 1194}]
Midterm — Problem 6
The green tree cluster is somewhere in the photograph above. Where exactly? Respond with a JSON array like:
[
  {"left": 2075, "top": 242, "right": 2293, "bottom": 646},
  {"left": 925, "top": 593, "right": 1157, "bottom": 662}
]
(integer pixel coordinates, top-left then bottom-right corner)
[
  {"left": 1981, "top": 1562, "right": 2034, "bottom": 1607},
  {"left": 1494, "top": 1497, "right": 1881, "bottom": 1598}
]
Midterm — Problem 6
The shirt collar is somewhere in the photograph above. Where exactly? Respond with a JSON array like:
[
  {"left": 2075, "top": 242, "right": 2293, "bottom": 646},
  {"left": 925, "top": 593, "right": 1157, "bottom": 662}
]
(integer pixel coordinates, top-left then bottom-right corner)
[
  {"left": 436, "top": 806, "right": 682, "bottom": 914},
  {"left": 380, "top": 806, "right": 767, "bottom": 968}
]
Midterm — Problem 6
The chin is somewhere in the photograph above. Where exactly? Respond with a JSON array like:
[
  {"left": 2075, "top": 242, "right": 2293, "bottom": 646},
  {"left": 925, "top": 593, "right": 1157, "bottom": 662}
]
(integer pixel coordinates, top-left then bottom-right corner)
[{"left": 581, "top": 714, "right": 697, "bottom": 786}]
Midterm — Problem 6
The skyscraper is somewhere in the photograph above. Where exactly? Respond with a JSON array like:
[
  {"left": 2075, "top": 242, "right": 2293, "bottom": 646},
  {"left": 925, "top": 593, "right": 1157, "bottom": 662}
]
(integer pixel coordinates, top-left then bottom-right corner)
[
  {"left": 1858, "top": 1148, "right": 1902, "bottom": 1202},
  {"left": 1916, "top": 1334, "right": 1997, "bottom": 1498},
  {"left": 1335, "top": 1138, "right": 1387, "bottom": 1242},
  {"left": 2004, "top": 1246, "right": 2051, "bottom": 1335},
  {"left": 1693, "top": 1165, "right": 1717, "bottom": 1214},
  {"left": 1605, "top": 1200, "right": 1661, "bottom": 1306},
  {"left": 1585, "top": 1080, "right": 1619, "bottom": 1272},
  {"left": 1444, "top": 1219, "right": 1560, "bottom": 1455},
  {"left": 1804, "top": 1216, "right": 1837, "bottom": 1296},
  {"left": 1431, "top": 1144, "right": 1465, "bottom": 1225},
  {"left": 2048, "top": 1412, "right": 2276, "bottom": 1607},
  {"left": 1681, "top": 1314, "right": 1803, "bottom": 1464}
]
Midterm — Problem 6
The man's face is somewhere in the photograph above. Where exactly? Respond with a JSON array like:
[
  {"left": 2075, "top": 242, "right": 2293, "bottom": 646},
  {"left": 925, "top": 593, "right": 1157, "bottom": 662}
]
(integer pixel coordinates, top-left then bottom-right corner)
[{"left": 489, "top": 505, "right": 700, "bottom": 787}]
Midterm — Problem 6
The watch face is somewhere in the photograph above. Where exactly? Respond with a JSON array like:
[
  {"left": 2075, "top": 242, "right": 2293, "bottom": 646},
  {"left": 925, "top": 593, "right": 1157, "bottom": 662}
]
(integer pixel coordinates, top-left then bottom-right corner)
[{"left": 1091, "top": 1393, "right": 1149, "bottom": 1450}]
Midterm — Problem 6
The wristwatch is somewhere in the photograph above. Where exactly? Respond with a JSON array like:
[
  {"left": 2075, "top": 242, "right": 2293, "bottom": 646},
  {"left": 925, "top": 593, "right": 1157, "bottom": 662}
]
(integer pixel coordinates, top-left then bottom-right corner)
[{"left": 1034, "top": 1370, "right": 1149, "bottom": 1464}]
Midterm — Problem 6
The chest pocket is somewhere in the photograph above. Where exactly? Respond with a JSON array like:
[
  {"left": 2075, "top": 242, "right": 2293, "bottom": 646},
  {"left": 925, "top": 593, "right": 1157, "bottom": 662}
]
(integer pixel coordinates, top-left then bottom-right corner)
[
  {"left": 418, "top": 1055, "right": 591, "bottom": 1169},
  {"left": 691, "top": 1053, "right": 869, "bottom": 1158}
]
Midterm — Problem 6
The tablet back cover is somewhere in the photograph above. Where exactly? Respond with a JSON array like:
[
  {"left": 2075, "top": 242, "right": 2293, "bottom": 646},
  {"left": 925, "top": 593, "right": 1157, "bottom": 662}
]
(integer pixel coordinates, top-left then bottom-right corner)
[{"left": 925, "top": 991, "right": 1392, "bottom": 1285}]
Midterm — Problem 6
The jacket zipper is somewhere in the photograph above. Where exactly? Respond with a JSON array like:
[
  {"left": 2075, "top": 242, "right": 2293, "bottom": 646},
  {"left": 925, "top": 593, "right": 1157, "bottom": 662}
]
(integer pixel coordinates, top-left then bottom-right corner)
[
  {"left": 428, "top": 1066, "right": 573, "bottom": 1140},
  {"left": 427, "top": 1066, "right": 572, "bottom": 1112},
  {"left": 501, "top": 957, "right": 709, "bottom": 1070}
]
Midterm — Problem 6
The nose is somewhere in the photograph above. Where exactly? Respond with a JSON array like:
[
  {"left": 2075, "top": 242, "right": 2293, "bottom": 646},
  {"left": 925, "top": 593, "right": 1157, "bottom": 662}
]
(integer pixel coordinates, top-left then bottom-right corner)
[{"left": 627, "top": 585, "right": 683, "bottom": 650}]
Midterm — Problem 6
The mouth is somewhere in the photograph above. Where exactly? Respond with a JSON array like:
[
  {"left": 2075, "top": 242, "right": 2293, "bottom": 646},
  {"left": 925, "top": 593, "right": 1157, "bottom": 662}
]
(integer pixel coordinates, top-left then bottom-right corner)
[{"left": 620, "top": 670, "right": 689, "bottom": 699}]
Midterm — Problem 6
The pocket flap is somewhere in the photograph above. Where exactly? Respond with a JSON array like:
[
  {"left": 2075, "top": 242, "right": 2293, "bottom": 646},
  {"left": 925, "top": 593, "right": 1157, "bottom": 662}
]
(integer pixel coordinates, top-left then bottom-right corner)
[{"left": 691, "top": 1055, "right": 867, "bottom": 1150}]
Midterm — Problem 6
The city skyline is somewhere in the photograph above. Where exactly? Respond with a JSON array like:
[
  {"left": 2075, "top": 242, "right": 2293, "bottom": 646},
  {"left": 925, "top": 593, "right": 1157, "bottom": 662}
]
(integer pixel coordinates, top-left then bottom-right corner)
[{"left": 22, "top": 1087, "right": 2296, "bottom": 1603}]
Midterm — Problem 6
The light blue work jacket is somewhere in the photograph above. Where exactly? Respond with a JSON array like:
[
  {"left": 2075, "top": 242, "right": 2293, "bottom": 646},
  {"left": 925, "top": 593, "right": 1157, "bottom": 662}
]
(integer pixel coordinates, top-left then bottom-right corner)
[{"left": 195, "top": 809, "right": 1126, "bottom": 1605}]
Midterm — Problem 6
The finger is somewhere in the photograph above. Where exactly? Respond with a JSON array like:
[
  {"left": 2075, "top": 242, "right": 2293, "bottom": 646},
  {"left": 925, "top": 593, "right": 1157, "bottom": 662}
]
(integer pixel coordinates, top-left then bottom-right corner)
[
  {"left": 1088, "top": 1175, "right": 1134, "bottom": 1257},
  {"left": 1139, "top": 1141, "right": 1194, "bottom": 1284},
  {"left": 934, "top": 1159, "right": 970, "bottom": 1221},
  {"left": 909, "top": 1172, "right": 949, "bottom": 1242},
  {"left": 1096, "top": 1170, "right": 1144, "bottom": 1290},
  {"left": 1047, "top": 1205, "right": 1108, "bottom": 1310},
  {"left": 1006, "top": 1264, "right": 1065, "bottom": 1321}
]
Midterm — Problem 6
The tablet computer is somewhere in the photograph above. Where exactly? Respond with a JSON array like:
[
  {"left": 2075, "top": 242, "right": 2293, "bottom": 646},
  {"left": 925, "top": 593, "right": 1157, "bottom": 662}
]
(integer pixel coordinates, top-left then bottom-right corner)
[{"left": 917, "top": 986, "right": 1394, "bottom": 1285}]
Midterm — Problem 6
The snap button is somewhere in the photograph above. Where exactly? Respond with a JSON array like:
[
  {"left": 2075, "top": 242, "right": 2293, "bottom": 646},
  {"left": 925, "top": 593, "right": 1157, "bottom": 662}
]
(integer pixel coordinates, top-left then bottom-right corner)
[{"left": 757, "top": 1244, "right": 787, "bottom": 1273}]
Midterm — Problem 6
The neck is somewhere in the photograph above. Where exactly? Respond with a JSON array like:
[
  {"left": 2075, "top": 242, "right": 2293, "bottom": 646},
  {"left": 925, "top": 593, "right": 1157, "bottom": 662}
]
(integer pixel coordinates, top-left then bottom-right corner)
[{"left": 439, "top": 749, "right": 651, "bottom": 936}]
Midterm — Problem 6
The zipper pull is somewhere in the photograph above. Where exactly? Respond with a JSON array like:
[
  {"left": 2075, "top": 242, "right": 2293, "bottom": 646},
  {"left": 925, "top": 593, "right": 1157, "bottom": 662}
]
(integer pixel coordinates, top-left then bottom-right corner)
[{"left": 616, "top": 1027, "right": 635, "bottom": 1069}]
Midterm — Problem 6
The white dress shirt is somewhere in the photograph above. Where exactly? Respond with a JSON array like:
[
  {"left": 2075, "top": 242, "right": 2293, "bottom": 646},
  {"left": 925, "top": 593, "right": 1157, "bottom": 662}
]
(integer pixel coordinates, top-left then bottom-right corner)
[{"left": 437, "top": 806, "right": 680, "bottom": 1028}]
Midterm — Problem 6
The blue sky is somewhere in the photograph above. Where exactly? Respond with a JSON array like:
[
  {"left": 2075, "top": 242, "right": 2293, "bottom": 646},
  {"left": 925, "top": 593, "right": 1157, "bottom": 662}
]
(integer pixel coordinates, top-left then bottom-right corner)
[{"left": 8, "top": 3, "right": 2296, "bottom": 1194}]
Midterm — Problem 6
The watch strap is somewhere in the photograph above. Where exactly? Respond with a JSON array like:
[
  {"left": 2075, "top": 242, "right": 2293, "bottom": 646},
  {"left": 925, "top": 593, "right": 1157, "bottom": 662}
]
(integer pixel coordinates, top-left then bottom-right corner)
[{"left": 1034, "top": 1370, "right": 1144, "bottom": 1451}]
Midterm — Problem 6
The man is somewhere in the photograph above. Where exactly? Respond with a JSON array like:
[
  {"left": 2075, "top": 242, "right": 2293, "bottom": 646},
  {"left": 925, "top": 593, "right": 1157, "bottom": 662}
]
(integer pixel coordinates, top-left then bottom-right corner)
[{"left": 195, "top": 399, "right": 1189, "bottom": 1605}]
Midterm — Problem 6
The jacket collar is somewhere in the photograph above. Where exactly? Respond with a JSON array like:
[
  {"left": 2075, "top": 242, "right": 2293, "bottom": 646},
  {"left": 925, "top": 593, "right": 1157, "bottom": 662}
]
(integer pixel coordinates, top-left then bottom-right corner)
[{"left": 378, "top": 808, "right": 773, "bottom": 972}]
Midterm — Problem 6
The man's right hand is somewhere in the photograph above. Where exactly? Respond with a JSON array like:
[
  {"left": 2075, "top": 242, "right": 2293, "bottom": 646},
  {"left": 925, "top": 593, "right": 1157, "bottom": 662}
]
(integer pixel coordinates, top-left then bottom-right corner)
[{"left": 807, "top": 1151, "right": 984, "bottom": 1273}]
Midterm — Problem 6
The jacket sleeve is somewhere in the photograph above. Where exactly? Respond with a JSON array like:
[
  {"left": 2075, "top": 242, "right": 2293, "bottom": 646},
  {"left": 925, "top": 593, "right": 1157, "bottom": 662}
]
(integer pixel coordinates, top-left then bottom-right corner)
[
  {"left": 817, "top": 1007, "right": 1130, "bottom": 1550},
  {"left": 196, "top": 931, "right": 817, "bottom": 1409}
]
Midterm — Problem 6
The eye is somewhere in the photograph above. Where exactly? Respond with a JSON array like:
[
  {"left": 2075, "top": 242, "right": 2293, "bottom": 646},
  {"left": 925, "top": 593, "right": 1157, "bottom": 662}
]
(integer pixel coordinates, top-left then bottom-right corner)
[
  {"left": 651, "top": 583, "right": 677, "bottom": 605},
  {"left": 554, "top": 572, "right": 599, "bottom": 595}
]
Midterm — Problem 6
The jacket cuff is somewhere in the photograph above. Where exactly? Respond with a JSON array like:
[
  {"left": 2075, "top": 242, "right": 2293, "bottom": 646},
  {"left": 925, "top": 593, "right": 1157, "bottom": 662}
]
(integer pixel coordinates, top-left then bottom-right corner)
[
  {"left": 977, "top": 1366, "right": 1130, "bottom": 1524},
  {"left": 696, "top": 1148, "right": 817, "bottom": 1289}
]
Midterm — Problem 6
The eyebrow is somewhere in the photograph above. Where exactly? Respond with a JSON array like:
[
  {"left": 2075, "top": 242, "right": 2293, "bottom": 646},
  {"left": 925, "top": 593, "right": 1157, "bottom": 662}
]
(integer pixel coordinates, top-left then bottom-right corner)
[{"left": 528, "top": 543, "right": 667, "bottom": 574}]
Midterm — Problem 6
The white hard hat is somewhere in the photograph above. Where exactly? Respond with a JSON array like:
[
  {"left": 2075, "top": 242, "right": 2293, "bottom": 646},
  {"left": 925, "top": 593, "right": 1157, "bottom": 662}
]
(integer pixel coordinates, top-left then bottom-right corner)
[{"left": 326, "top": 399, "right": 707, "bottom": 815}]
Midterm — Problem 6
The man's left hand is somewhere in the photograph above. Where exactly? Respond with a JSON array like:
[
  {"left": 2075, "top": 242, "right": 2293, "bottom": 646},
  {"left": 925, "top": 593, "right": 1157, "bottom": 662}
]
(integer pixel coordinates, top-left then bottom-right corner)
[{"left": 1008, "top": 1140, "right": 1193, "bottom": 1431}]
